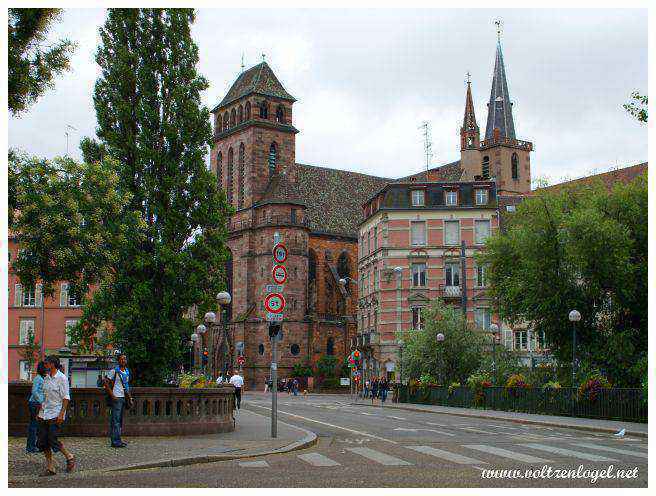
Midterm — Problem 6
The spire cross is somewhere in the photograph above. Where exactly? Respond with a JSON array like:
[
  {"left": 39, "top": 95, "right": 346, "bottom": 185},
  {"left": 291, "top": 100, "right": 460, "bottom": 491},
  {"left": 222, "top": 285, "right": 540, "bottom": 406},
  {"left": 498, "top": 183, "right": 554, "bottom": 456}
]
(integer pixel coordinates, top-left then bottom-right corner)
[
  {"left": 241, "top": 53, "right": 245, "bottom": 72},
  {"left": 466, "top": 71, "right": 471, "bottom": 84},
  {"left": 494, "top": 19, "right": 503, "bottom": 43},
  {"left": 261, "top": 53, "right": 266, "bottom": 62}
]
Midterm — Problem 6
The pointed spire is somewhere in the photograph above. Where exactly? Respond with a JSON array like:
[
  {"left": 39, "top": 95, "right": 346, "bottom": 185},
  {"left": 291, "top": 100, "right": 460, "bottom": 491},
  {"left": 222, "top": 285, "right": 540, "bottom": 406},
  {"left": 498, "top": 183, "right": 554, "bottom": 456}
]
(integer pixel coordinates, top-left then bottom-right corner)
[
  {"left": 463, "top": 77, "right": 477, "bottom": 130},
  {"left": 485, "top": 33, "right": 516, "bottom": 141}
]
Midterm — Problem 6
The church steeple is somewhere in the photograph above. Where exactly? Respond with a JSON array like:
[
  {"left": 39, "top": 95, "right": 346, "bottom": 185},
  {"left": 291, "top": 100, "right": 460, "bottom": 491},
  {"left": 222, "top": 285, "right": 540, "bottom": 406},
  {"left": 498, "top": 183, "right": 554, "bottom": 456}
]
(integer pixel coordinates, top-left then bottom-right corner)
[
  {"left": 460, "top": 75, "right": 479, "bottom": 150},
  {"left": 484, "top": 39, "right": 516, "bottom": 141}
]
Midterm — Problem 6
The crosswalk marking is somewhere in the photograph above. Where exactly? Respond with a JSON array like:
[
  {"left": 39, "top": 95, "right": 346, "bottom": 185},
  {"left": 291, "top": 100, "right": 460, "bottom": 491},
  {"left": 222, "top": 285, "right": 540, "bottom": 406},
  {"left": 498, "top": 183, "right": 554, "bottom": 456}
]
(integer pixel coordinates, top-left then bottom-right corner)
[
  {"left": 460, "top": 427, "right": 498, "bottom": 435},
  {"left": 485, "top": 424, "right": 522, "bottom": 430},
  {"left": 571, "top": 442, "right": 649, "bottom": 459},
  {"left": 425, "top": 422, "right": 447, "bottom": 427},
  {"left": 239, "top": 460, "right": 269, "bottom": 468},
  {"left": 386, "top": 415, "right": 407, "bottom": 420},
  {"left": 519, "top": 443, "right": 619, "bottom": 462},
  {"left": 464, "top": 444, "right": 552, "bottom": 464},
  {"left": 406, "top": 445, "right": 486, "bottom": 465},
  {"left": 297, "top": 452, "right": 341, "bottom": 467},
  {"left": 347, "top": 447, "right": 412, "bottom": 466}
]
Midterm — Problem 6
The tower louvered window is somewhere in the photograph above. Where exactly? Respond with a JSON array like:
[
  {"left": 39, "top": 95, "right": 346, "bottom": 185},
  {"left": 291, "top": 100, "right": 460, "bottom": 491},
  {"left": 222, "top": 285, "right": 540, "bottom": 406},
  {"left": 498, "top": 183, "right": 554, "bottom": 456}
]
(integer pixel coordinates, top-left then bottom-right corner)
[
  {"left": 268, "top": 143, "right": 277, "bottom": 177},
  {"left": 482, "top": 156, "right": 490, "bottom": 179},
  {"left": 238, "top": 143, "right": 245, "bottom": 208},
  {"left": 227, "top": 148, "right": 234, "bottom": 205},
  {"left": 511, "top": 153, "right": 519, "bottom": 180},
  {"left": 216, "top": 151, "right": 222, "bottom": 186},
  {"left": 276, "top": 105, "right": 284, "bottom": 123}
]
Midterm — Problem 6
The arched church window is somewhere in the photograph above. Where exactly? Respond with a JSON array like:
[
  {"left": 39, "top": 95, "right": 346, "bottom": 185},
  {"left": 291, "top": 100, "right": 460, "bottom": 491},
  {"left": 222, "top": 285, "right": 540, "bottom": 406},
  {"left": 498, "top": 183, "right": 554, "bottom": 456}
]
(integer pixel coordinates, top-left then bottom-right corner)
[
  {"left": 260, "top": 101, "right": 269, "bottom": 119},
  {"left": 308, "top": 249, "right": 317, "bottom": 282},
  {"left": 227, "top": 148, "right": 234, "bottom": 206},
  {"left": 337, "top": 252, "right": 350, "bottom": 279},
  {"left": 511, "top": 153, "right": 519, "bottom": 180},
  {"left": 275, "top": 105, "right": 284, "bottom": 124},
  {"left": 238, "top": 143, "right": 245, "bottom": 208},
  {"left": 327, "top": 337, "right": 335, "bottom": 356},
  {"left": 268, "top": 143, "right": 277, "bottom": 176},
  {"left": 230, "top": 108, "right": 236, "bottom": 127},
  {"left": 216, "top": 151, "right": 222, "bottom": 186},
  {"left": 223, "top": 112, "right": 229, "bottom": 131},
  {"left": 238, "top": 105, "right": 243, "bottom": 122},
  {"left": 482, "top": 156, "right": 490, "bottom": 180},
  {"left": 245, "top": 101, "right": 251, "bottom": 120}
]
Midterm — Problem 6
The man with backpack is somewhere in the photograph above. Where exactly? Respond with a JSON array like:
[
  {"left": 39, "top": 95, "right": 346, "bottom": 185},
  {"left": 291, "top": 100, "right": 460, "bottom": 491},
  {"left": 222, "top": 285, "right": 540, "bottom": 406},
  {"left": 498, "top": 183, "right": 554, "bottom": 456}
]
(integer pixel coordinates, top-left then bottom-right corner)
[{"left": 103, "top": 354, "right": 133, "bottom": 448}]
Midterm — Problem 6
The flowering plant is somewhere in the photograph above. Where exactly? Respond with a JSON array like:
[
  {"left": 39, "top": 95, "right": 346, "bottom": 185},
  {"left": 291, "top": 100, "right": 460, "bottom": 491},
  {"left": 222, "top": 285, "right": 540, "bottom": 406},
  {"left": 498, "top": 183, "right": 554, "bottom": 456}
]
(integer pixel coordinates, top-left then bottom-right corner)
[{"left": 577, "top": 373, "right": 611, "bottom": 402}]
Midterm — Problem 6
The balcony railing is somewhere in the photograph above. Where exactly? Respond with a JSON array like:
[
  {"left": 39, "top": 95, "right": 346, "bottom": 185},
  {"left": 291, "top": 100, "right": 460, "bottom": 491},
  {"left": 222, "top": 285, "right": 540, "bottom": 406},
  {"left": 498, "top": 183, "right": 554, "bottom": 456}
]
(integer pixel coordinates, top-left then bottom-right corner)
[
  {"left": 480, "top": 137, "right": 533, "bottom": 151},
  {"left": 228, "top": 215, "right": 311, "bottom": 232},
  {"left": 439, "top": 285, "right": 461, "bottom": 299}
]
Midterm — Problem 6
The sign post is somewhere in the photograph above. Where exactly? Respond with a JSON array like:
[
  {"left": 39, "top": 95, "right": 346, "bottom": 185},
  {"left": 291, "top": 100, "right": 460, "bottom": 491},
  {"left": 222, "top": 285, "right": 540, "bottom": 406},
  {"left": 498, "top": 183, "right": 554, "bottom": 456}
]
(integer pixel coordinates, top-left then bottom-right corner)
[{"left": 267, "top": 231, "right": 286, "bottom": 439}]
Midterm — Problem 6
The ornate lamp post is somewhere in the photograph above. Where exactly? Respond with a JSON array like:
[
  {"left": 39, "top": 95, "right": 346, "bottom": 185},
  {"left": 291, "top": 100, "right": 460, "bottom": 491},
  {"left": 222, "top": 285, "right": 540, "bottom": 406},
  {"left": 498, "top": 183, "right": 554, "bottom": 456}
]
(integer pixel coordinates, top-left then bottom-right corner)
[
  {"left": 217, "top": 291, "right": 232, "bottom": 379},
  {"left": 190, "top": 331, "right": 200, "bottom": 374},
  {"left": 569, "top": 309, "right": 581, "bottom": 415},
  {"left": 203, "top": 312, "right": 216, "bottom": 377},
  {"left": 436, "top": 333, "right": 445, "bottom": 385}
]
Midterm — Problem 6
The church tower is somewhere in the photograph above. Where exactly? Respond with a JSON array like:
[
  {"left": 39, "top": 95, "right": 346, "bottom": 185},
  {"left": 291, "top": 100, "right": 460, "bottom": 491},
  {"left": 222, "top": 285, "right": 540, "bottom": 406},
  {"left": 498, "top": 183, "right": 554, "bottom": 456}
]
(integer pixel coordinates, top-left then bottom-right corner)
[{"left": 459, "top": 77, "right": 481, "bottom": 177}]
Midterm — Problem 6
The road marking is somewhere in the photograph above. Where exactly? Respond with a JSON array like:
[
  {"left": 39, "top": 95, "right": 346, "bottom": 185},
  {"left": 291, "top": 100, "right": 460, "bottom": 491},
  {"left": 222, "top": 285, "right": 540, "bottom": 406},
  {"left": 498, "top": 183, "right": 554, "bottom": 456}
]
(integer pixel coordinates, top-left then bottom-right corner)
[
  {"left": 464, "top": 444, "right": 552, "bottom": 464},
  {"left": 519, "top": 443, "right": 619, "bottom": 462},
  {"left": 570, "top": 442, "right": 648, "bottom": 458},
  {"left": 460, "top": 427, "right": 498, "bottom": 435},
  {"left": 425, "top": 422, "right": 448, "bottom": 427},
  {"left": 486, "top": 424, "right": 523, "bottom": 430},
  {"left": 246, "top": 405, "right": 399, "bottom": 444},
  {"left": 239, "top": 460, "right": 269, "bottom": 468},
  {"left": 394, "top": 427, "right": 455, "bottom": 437},
  {"left": 297, "top": 452, "right": 341, "bottom": 467},
  {"left": 406, "top": 445, "right": 487, "bottom": 465},
  {"left": 386, "top": 415, "right": 407, "bottom": 420},
  {"left": 360, "top": 412, "right": 377, "bottom": 416},
  {"left": 347, "top": 447, "right": 412, "bottom": 466}
]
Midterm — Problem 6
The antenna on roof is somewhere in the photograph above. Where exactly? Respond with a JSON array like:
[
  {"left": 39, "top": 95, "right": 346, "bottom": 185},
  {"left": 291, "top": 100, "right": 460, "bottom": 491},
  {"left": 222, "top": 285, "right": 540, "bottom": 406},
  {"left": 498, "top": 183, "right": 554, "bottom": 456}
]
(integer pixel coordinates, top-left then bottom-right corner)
[
  {"left": 240, "top": 53, "right": 245, "bottom": 73},
  {"left": 418, "top": 121, "right": 433, "bottom": 179}
]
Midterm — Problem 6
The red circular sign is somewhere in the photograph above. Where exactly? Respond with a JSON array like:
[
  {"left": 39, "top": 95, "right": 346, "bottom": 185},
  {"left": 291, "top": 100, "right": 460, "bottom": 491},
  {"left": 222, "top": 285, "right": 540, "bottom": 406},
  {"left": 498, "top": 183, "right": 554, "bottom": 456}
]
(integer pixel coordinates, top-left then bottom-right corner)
[
  {"left": 264, "top": 293, "right": 286, "bottom": 314},
  {"left": 272, "top": 264, "right": 288, "bottom": 284},
  {"left": 272, "top": 243, "right": 288, "bottom": 264},
  {"left": 237, "top": 356, "right": 245, "bottom": 365}
]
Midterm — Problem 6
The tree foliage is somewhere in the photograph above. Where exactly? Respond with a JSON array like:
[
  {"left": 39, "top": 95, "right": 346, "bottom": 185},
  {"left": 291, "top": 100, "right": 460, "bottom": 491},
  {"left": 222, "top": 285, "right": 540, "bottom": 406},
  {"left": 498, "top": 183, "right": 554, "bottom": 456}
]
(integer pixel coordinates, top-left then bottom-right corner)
[
  {"left": 623, "top": 91, "right": 648, "bottom": 123},
  {"left": 79, "top": 136, "right": 108, "bottom": 164},
  {"left": 398, "top": 300, "right": 488, "bottom": 384},
  {"left": 8, "top": 8, "right": 75, "bottom": 115},
  {"left": 480, "top": 174, "right": 647, "bottom": 387}
]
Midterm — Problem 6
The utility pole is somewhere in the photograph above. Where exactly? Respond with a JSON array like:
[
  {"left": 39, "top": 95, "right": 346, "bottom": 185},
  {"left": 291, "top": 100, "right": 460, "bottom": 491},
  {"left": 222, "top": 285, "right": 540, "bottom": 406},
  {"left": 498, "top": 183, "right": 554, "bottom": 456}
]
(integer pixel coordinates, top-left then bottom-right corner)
[{"left": 460, "top": 240, "right": 467, "bottom": 318}]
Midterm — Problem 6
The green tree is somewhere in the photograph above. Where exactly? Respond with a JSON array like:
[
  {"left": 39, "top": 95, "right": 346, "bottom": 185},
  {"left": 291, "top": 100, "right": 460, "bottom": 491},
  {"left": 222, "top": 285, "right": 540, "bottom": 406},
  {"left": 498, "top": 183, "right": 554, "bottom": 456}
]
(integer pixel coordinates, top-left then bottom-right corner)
[
  {"left": 398, "top": 300, "right": 487, "bottom": 384},
  {"left": 623, "top": 91, "right": 648, "bottom": 123},
  {"left": 88, "top": 8, "right": 231, "bottom": 385},
  {"left": 79, "top": 136, "right": 108, "bottom": 164},
  {"left": 8, "top": 8, "right": 75, "bottom": 115},
  {"left": 480, "top": 174, "right": 647, "bottom": 387},
  {"left": 19, "top": 328, "right": 40, "bottom": 380}
]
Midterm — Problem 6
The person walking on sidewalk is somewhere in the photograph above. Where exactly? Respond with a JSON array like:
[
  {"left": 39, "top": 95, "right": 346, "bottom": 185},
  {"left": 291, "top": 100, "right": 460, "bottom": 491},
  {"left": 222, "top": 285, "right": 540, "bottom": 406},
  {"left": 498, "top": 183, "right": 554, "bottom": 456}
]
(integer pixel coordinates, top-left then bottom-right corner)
[
  {"left": 26, "top": 361, "right": 47, "bottom": 453},
  {"left": 292, "top": 378, "right": 300, "bottom": 396},
  {"left": 37, "top": 355, "right": 75, "bottom": 476},
  {"left": 363, "top": 379, "right": 370, "bottom": 399},
  {"left": 370, "top": 378, "right": 379, "bottom": 404},
  {"left": 229, "top": 370, "right": 244, "bottom": 410},
  {"left": 103, "top": 354, "right": 133, "bottom": 448},
  {"left": 379, "top": 376, "right": 389, "bottom": 404}
]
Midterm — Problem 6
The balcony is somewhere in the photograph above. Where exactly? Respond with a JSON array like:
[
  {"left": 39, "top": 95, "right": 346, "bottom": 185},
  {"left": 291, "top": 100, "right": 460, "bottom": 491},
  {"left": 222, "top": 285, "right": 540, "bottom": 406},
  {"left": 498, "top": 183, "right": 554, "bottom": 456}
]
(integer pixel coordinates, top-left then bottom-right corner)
[
  {"left": 439, "top": 285, "right": 461, "bottom": 299},
  {"left": 480, "top": 137, "right": 533, "bottom": 151},
  {"left": 228, "top": 215, "right": 311, "bottom": 232}
]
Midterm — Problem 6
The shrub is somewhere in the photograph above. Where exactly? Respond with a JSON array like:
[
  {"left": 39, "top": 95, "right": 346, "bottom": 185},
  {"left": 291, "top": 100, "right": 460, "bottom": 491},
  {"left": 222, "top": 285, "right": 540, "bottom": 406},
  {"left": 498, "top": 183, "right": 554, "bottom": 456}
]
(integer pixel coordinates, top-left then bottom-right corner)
[
  {"left": 419, "top": 373, "right": 438, "bottom": 386},
  {"left": 292, "top": 363, "right": 313, "bottom": 377},
  {"left": 321, "top": 377, "right": 341, "bottom": 389},
  {"left": 577, "top": 372, "right": 611, "bottom": 402},
  {"left": 448, "top": 381, "right": 461, "bottom": 396},
  {"left": 467, "top": 373, "right": 492, "bottom": 406},
  {"left": 505, "top": 373, "right": 531, "bottom": 389},
  {"left": 542, "top": 380, "right": 561, "bottom": 390}
]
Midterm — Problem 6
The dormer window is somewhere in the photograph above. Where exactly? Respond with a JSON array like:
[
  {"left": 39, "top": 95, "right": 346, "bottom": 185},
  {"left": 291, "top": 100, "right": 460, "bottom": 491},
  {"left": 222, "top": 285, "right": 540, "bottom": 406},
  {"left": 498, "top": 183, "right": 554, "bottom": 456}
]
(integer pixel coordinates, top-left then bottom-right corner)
[
  {"left": 411, "top": 189, "right": 425, "bottom": 207},
  {"left": 445, "top": 190, "right": 458, "bottom": 206},
  {"left": 475, "top": 189, "right": 489, "bottom": 205}
]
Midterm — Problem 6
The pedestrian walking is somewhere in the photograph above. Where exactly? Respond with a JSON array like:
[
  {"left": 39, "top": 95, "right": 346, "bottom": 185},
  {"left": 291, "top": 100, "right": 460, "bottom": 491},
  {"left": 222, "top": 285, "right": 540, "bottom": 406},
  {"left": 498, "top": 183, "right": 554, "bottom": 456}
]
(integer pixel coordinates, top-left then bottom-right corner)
[
  {"left": 292, "top": 378, "right": 299, "bottom": 396},
  {"left": 363, "top": 379, "right": 370, "bottom": 399},
  {"left": 103, "top": 353, "right": 133, "bottom": 448},
  {"left": 37, "top": 355, "right": 75, "bottom": 476},
  {"left": 264, "top": 377, "right": 270, "bottom": 393},
  {"left": 371, "top": 378, "right": 379, "bottom": 403},
  {"left": 229, "top": 370, "right": 244, "bottom": 410},
  {"left": 216, "top": 374, "right": 224, "bottom": 385},
  {"left": 379, "top": 376, "right": 389, "bottom": 404},
  {"left": 26, "top": 361, "right": 47, "bottom": 453},
  {"left": 286, "top": 378, "right": 293, "bottom": 395}
]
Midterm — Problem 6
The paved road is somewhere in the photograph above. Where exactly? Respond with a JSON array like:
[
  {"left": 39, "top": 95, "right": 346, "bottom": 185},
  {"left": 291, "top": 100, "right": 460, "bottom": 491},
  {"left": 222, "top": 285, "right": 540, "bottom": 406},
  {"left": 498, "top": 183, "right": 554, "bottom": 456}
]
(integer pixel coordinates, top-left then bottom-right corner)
[{"left": 11, "top": 393, "right": 648, "bottom": 488}]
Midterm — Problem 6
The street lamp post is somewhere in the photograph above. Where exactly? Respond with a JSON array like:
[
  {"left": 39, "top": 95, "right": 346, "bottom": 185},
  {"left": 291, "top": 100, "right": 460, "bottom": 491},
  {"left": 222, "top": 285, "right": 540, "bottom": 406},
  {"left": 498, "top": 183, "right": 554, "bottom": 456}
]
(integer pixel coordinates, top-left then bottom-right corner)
[
  {"left": 196, "top": 324, "right": 206, "bottom": 374},
  {"left": 568, "top": 309, "right": 581, "bottom": 413},
  {"left": 436, "top": 333, "right": 445, "bottom": 385},
  {"left": 190, "top": 332, "right": 200, "bottom": 374},
  {"left": 217, "top": 291, "right": 232, "bottom": 379},
  {"left": 203, "top": 312, "right": 217, "bottom": 378},
  {"left": 397, "top": 339, "right": 405, "bottom": 385},
  {"left": 489, "top": 323, "right": 499, "bottom": 384}
]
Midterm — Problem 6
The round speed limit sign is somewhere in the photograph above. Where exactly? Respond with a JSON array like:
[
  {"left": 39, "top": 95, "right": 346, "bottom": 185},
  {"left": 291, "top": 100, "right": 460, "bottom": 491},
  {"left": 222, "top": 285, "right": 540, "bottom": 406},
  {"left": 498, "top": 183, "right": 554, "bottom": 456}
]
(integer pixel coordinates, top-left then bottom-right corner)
[
  {"left": 264, "top": 293, "right": 286, "bottom": 314},
  {"left": 272, "top": 243, "right": 288, "bottom": 264},
  {"left": 272, "top": 264, "right": 287, "bottom": 284}
]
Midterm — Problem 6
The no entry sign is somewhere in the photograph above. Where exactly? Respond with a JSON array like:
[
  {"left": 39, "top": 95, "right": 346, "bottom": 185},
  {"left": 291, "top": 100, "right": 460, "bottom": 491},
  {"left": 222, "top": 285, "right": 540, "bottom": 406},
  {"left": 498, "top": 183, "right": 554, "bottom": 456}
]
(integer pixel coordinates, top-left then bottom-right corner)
[
  {"left": 272, "top": 264, "right": 287, "bottom": 284},
  {"left": 237, "top": 355, "right": 245, "bottom": 365},
  {"left": 264, "top": 293, "right": 286, "bottom": 314},
  {"left": 272, "top": 243, "right": 288, "bottom": 264}
]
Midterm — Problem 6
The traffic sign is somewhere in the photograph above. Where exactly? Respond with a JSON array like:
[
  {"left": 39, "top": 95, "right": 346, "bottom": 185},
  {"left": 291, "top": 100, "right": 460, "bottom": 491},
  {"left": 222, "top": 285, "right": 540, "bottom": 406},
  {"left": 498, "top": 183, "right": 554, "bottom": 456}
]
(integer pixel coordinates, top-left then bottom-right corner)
[
  {"left": 264, "top": 293, "right": 286, "bottom": 314},
  {"left": 272, "top": 243, "right": 288, "bottom": 264},
  {"left": 266, "top": 312, "right": 283, "bottom": 322},
  {"left": 237, "top": 355, "right": 245, "bottom": 365},
  {"left": 272, "top": 264, "right": 287, "bottom": 284},
  {"left": 264, "top": 284, "right": 284, "bottom": 293}
]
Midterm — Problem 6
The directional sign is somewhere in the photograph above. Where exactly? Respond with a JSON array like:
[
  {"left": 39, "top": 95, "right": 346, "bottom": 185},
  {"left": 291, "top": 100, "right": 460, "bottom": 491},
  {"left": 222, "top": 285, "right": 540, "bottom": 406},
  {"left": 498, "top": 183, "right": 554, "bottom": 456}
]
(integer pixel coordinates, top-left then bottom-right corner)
[
  {"left": 237, "top": 355, "right": 245, "bottom": 365},
  {"left": 266, "top": 312, "right": 283, "bottom": 322},
  {"left": 264, "top": 293, "right": 286, "bottom": 314},
  {"left": 272, "top": 243, "right": 288, "bottom": 264},
  {"left": 272, "top": 264, "right": 287, "bottom": 284}
]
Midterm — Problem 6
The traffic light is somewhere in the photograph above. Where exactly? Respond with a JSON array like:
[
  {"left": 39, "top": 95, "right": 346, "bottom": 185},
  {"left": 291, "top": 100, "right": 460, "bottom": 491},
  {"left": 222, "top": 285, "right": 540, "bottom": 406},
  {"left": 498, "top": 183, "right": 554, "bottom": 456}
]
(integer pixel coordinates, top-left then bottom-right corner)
[
  {"left": 202, "top": 348, "right": 209, "bottom": 366},
  {"left": 268, "top": 322, "right": 281, "bottom": 338}
]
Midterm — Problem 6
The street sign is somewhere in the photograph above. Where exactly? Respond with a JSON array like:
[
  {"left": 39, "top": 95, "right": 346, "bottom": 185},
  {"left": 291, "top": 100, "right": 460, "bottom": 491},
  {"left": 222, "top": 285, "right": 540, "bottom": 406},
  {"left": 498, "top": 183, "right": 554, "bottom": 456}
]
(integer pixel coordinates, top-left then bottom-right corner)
[
  {"left": 272, "top": 243, "right": 288, "bottom": 264},
  {"left": 264, "top": 293, "right": 286, "bottom": 314},
  {"left": 266, "top": 312, "right": 283, "bottom": 322},
  {"left": 237, "top": 355, "right": 245, "bottom": 365},
  {"left": 264, "top": 284, "right": 284, "bottom": 293},
  {"left": 271, "top": 362, "right": 277, "bottom": 371},
  {"left": 272, "top": 264, "right": 287, "bottom": 284}
]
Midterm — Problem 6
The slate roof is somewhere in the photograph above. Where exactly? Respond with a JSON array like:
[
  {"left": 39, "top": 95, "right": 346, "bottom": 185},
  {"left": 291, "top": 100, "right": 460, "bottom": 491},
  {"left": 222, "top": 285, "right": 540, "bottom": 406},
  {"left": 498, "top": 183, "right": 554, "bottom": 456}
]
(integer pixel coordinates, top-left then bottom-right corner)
[
  {"left": 215, "top": 62, "right": 296, "bottom": 110},
  {"left": 291, "top": 163, "right": 390, "bottom": 238},
  {"left": 485, "top": 41, "right": 516, "bottom": 140},
  {"left": 536, "top": 162, "right": 647, "bottom": 193},
  {"left": 396, "top": 160, "right": 463, "bottom": 182}
]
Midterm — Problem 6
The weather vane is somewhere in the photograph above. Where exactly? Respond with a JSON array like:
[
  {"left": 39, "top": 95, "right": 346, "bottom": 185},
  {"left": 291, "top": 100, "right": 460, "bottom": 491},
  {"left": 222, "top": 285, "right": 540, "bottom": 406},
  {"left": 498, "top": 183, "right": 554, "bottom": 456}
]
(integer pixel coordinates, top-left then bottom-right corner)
[
  {"left": 494, "top": 19, "right": 503, "bottom": 43},
  {"left": 466, "top": 71, "right": 471, "bottom": 84},
  {"left": 261, "top": 53, "right": 266, "bottom": 62},
  {"left": 241, "top": 53, "right": 245, "bottom": 72}
]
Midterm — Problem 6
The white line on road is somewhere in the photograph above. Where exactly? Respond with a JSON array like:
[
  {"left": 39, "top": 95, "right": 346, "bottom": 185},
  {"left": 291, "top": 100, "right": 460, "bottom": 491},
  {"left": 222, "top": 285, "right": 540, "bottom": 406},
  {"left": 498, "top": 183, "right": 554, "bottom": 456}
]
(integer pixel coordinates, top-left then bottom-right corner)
[
  {"left": 347, "top": 447, "right": 412, "bottom": 466},
  {"left": 406, "top": 445, "right": 487, "bottom": 465},
  {"left": 519, "top": 443, "right": 619, "bottom": 462},
  {"left": 360, "top": 412, "right": 377, "bottom": 416},
  {"left": 386, "top": 415, "right": 407, "bottom": 420},
  {"left": 570, "top": 442, "right": 649, "bottom": 458},
  {"left": 425, "top": 422, "right": 448, "bottom": 427},
  {"left": 460, "top": 427, "right": 498, "bottom": 435},
  {"left": 297, "top": 452, "right": 341, "bottom": 467},
  {"left": 239, "top": 460, "right": 269, "bottom": 468},
  {"left": 464, "top": 444, "right": 552, "bottom": 464},
  {"left": 394, "top": 427, "right": 455, "bottom": 437},
  {"left": 246, "top": 404, "right": 399, "bottom": 444}
]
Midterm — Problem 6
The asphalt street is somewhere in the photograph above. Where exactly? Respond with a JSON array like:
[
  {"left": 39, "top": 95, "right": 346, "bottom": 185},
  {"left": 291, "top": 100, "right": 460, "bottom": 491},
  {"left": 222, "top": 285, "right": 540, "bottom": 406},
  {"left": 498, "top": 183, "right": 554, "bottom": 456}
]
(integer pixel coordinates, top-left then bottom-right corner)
[{"left": 11, "top": 393, "right": 648, "bottom": 488}]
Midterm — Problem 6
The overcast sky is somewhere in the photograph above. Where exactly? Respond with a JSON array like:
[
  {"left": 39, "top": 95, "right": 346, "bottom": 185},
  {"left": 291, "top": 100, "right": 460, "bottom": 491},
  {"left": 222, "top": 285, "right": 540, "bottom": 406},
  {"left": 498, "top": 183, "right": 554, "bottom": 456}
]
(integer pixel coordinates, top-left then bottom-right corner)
[{"left": 8, "top": 8, "right": 648, "bottom": 185}]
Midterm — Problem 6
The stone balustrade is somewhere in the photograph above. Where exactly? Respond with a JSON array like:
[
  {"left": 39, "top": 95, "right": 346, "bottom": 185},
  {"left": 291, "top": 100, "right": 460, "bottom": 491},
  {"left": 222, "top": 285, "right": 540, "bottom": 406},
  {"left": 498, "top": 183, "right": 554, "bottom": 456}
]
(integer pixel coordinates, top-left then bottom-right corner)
[{"left": 8, "top": 383, "right": 236, "bottom": 437}]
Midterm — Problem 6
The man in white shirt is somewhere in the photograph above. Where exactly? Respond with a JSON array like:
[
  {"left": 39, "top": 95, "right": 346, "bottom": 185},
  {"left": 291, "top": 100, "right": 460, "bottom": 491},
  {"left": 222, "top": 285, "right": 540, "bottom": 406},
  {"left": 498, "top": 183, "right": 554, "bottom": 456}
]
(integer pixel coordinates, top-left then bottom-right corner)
[
  {"left": 229, "top": 370, "right": 244, "bottom": 410},
  {"left": 37, "top": 355, "right": 75, "bottom": 475}
]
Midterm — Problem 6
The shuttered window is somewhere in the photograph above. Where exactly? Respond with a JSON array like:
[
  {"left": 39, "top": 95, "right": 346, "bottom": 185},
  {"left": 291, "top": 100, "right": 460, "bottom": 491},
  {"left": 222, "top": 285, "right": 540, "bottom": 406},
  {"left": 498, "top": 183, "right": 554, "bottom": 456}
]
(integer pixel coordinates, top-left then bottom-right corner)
[
  {"left": 19, "top": 318, "right": 35, "bottom": 345},
  {"left": 445, "top": 263, "right": 460, "bottom": 287},
  {"left": 60, "top": 283, "right": 69, "bottom": 307},
  {"left": 475, "top": 220, "right": 491, "bottom": 245},
  {"left": 410, "top": 221, "right": 426, "bottom": 246},
  {"left": 444, "top": 221, "right": 460, "bottom": 246}
]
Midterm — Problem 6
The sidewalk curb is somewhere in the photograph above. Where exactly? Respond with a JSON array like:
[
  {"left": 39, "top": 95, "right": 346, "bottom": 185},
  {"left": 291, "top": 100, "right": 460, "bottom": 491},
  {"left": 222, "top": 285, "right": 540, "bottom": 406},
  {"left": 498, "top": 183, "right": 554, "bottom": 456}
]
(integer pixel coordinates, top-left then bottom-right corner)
[
  {"left": 108, "top": 411, "right": 317, "bottom": 472},
  {"left": 351, "top": 402, "right": 648, "bottom": 439}
]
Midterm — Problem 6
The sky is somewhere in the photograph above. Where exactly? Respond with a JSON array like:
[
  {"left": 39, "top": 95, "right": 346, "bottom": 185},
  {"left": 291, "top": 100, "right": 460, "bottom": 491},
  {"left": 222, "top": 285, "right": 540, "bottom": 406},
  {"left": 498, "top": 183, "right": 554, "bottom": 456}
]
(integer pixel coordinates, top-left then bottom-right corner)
[{"left": 8, "top": 8, "right": 648, "bottom": 185}]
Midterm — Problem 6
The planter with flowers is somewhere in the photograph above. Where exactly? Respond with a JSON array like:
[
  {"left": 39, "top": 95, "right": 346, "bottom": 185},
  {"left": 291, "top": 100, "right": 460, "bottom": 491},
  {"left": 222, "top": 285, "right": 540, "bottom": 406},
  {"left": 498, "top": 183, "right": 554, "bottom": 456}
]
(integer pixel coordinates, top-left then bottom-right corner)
[
  {"left": 577, "top": 372, "right": 611, "bottom": 403},
  {"left": 467, "top": 373, "right": 492, "bottom": 407}
]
